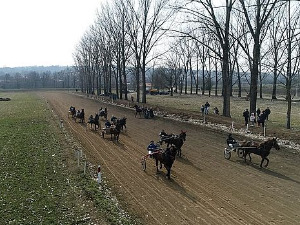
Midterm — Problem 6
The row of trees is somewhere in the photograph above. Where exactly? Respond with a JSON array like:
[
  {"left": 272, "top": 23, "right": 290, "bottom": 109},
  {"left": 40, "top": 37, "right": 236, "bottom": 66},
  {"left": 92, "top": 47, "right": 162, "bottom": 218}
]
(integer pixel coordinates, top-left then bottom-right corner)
[
  {"left": 73, "top": 0, "right": 300, "bottom": 128},
  {"left": 0, "top": 67, "right": 77, "bottom": 89}
]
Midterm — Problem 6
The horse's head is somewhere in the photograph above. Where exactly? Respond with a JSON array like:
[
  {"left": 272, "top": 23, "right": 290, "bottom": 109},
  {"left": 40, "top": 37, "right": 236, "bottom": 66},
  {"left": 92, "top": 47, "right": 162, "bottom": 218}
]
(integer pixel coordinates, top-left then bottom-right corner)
[
  {"left": 271, "top": 137, "right": 280, "bottom": 150},
  {"left": 180, "top": 130, "right": 186, "bottom": 141}
]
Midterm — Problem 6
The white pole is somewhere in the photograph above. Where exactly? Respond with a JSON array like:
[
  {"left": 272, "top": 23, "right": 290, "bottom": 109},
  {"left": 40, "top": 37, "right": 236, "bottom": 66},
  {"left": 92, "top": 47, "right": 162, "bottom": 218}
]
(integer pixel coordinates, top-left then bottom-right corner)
[
  {"left": 60, "top": 119, "right": 63, "bottom": 128},
  {"left": 231, "top": 121, "right": 234, "bottom": 130},
  {"left": 246, "top": 124, "right": 249, "bottom": 131},
  {"left": 97, "top": 165, "right": 102, "bottom": 184}
]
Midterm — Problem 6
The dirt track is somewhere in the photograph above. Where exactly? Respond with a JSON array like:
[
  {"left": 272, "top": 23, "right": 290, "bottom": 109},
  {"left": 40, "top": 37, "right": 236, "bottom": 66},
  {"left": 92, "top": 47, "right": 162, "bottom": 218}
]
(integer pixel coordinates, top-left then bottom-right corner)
[{"left": 41, "top": 91, "right": 300, "bottom": 225}]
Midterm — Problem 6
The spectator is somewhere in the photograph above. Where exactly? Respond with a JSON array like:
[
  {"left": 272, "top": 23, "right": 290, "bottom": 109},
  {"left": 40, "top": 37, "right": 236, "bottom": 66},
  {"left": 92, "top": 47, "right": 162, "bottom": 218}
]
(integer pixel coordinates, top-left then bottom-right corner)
[
  {"left": 243, "top": 109, "right": 250, "bottom": 126},
  {"left": 256, "top": 108, "right": 261, "bottom": 122},
  {"left": 265, "top": 107, "right": 271, "bottom": 120},
  {"left": 200, "top": 105, "right": 205, "bottom": 116},
  {"left": 249, "top": 113, "right": 255, "bottom": 127},
  {"left": 214, "top": 107, "right": 219, "bottom": 115},
  {"left": 257, "top": 111, "right": 266, "bottom": 127},
  {"left": 204, "top": 102, "right": 210, "bottom": 115}
]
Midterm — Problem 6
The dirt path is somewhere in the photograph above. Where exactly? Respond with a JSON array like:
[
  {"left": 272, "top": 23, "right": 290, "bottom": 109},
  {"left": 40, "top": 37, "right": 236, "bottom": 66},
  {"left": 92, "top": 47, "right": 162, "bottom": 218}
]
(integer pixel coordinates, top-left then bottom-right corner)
[{"left": 41, "top": 91, "right": 300, "bottom": 225}]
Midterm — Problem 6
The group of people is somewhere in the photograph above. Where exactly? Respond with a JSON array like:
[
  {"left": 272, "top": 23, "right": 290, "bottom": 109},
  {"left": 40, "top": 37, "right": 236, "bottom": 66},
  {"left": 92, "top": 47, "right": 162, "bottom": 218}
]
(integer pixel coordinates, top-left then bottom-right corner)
[
  {"left": 200, "top": 102, "right": 219, "bottom": 116},
  {"left": 242, "top": 107, "right": 271, "bottom": 127}
]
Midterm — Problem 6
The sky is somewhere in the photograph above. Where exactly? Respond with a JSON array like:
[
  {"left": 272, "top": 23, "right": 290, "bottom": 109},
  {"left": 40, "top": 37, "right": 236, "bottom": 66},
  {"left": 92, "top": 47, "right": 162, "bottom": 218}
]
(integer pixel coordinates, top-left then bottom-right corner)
[{"left": 0, "top": 0, "right": 103, "bottom": 68}]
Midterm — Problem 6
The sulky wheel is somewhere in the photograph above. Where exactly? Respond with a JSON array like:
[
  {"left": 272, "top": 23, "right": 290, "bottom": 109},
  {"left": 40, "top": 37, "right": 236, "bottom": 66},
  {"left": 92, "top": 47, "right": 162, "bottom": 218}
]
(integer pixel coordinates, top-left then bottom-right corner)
[
  {"left": 224, "top": 149, "right": 231, "bottom": 160},
  {"left": 237, "top": 148, "right": 244, "bottom": 158},
  {"left": 141, "top": 158, "right": 146, "bottom": 171}
]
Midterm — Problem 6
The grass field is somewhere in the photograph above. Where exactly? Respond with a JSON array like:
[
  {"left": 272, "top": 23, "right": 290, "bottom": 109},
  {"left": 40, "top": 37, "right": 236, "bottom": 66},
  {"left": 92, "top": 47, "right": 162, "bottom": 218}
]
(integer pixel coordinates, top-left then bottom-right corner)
[
  {"left": 0, "top": 92, "right": 138, "bottom": 225},
  {"left": 144, "top": 93, "right": 300, "bottom": 131}
]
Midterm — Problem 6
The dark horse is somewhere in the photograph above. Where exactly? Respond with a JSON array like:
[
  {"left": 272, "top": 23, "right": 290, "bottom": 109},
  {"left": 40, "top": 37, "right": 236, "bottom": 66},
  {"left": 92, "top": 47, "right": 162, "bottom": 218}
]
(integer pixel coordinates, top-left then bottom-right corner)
[
  {"left": 116, "top": 117, "right": 127, "bottom": 130},
  {"left": 102, "top": 123, "right": 122, "bottom": 141},
  {"left": 99, "top": 107, "right": 108, "bottom": 119},
  {"left": 160, "top": 131, "right": 187, "bottom": 157},
  {"left": 242, "top": 138, "right": 280, "bottom": 168},
  {"left": 75, "top": 109, "right": 85, "bottom": 123},
  {"left": 87, "top": 114, "right": 100, "bottom": 130},
  {"left": 133, "top": 105, "right": 145, "bottom": 118},
  {"left": 153, "top": 146, "right": 178, "bottom": 179}
]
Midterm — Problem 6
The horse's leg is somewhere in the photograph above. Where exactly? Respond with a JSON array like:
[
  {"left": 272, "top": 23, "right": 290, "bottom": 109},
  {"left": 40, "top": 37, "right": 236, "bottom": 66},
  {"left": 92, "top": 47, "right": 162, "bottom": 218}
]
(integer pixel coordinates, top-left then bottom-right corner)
[
  {"left": 166, "top": 167, "right": 170, "bottom": 179},
  {"left": 156, "top": 159, "right": 159, "bottom": 173},
  {"left": 262, "top": 157, "right": 269, "bottom": 168}
]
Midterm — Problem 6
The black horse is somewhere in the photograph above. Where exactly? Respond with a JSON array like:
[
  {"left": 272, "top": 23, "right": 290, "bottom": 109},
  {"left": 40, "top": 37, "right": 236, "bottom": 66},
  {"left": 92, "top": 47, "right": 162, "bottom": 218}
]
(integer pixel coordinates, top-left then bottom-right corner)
[
  {"left": 153, "top": 146, "right": 178, "bottom": 179},
  {"left": 74, "top": 109, "right": 85, "bottom": 123},
  {"left": 87, "top": 114, "right": 100, "bottom": 130},
  {"left": 116, "top": 117, "right": 127, "bottom": 130},
  {"left": 133, "top": 105, "right": 145, "bottom": 118},
  {"left": 99, "top": 107, "right": 108, "bottom": 120},
  {"left": 242, "top": 137, "right": 280, "bottom": 168},
  {"left": 160, "top": 131, "right": 186, "bottom": 157},
  {"left": 102, "top": 123, "right": 122, "bottom": 141}
]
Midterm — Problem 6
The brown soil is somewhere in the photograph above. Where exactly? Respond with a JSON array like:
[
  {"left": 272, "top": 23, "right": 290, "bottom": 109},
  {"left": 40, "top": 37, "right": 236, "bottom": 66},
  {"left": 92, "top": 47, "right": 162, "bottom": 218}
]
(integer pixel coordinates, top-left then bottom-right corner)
[{"left": 41, "top": 91, "right": 300, "bottom": 225}]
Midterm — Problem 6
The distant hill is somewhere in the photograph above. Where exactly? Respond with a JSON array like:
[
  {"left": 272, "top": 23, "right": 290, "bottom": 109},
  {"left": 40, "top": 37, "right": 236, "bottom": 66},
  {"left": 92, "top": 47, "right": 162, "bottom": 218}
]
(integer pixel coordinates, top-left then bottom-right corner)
[{"left": 0, "top": 66, "right": 69, "bottom": 75}]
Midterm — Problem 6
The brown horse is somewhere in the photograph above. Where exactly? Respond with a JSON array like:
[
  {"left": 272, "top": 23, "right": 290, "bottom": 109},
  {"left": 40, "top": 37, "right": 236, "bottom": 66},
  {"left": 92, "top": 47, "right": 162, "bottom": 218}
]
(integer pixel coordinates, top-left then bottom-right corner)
[
  {"left": 242, "top": 138, "right": 280, "bottom": 168},
  {"left": 153, "top": 146, "right": 178, "bottom": 179}
]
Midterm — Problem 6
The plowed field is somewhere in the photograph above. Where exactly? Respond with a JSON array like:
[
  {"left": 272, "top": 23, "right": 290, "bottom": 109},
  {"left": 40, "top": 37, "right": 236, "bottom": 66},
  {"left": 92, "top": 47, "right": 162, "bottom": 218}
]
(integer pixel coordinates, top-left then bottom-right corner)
[{"left": 41, "top": 91, "right": 300, "bottom": 225}]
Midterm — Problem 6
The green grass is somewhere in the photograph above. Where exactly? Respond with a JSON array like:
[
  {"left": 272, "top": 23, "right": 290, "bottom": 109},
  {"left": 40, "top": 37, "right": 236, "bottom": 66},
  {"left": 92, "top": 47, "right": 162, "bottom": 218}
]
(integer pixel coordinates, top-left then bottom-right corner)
[{"left": 0, "top": 92, "right": 140, "bottom": 225}]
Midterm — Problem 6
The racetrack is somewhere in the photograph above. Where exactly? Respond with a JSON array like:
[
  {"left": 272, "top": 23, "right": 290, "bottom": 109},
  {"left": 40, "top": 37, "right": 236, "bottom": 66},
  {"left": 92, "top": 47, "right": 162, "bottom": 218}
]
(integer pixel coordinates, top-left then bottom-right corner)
[{"left": 41, "top": 91, "right": 300, "bottom": 225}]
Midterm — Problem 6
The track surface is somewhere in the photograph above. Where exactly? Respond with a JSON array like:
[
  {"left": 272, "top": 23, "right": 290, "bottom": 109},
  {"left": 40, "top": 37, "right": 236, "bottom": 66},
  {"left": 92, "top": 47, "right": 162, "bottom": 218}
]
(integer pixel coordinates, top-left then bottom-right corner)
[{"left": 41, "top": 91, "right": 300, "bottom": 225}]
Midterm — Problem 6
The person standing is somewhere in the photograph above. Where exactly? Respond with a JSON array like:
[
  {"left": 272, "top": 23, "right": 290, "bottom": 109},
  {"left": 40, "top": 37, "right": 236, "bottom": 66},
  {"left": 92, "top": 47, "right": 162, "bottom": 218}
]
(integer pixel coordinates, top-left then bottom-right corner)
[
  {"left": 243, "top": 109, "right": 250, "bottom": 126},
  {"left": 204, "top": 102, "right": 210, "bottom": 115},
  {"left": 265, "top": 107, "right": 271, "bottom": 120},
  {"left": 249, "top": 113, "right": 255, "bottom": 127},
  {"left": 256, "top": 108, "right": 261, "bottom": 122},
  {"left": 200, "top": 105, "right": 205, "bottom": 116}
]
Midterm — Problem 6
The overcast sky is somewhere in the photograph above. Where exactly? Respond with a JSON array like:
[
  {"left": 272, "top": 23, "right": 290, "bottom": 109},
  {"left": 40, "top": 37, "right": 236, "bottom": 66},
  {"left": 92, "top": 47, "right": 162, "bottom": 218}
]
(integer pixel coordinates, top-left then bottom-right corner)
[{"left": 0, "top": 0, "right": 103, "bottom": 68}]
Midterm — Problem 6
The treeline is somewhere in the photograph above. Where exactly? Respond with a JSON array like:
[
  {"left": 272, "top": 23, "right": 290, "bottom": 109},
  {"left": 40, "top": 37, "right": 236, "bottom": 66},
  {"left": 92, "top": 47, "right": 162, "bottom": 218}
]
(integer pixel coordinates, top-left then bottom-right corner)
[
  {"left": 0, "top": 67, "right": 76, "bottom": 89},
  {"left": 72, "top": 0, "right": 300, "bottom": 128}
]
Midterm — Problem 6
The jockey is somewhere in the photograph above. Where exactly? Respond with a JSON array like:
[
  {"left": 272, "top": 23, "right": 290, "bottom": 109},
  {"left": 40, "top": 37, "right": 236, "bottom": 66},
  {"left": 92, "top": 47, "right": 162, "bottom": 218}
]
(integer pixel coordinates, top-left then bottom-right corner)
[
  {"left": 147, "top": 140, "right": 158, "bottom": 157},
  {"left": 159, "top": 129, "right": 168, "bottom": 138},
  {"left": 227, "top": 134, "right": 238, "bottom": 147},
  {"left": 105, "top": 120, "right": 111, "bottom": 128},
  {"left": 111, "top": 115, "right": 117, "bottom": 124},
  {"left": 88, "top": 115, "right": 94, "bottom": 123}
]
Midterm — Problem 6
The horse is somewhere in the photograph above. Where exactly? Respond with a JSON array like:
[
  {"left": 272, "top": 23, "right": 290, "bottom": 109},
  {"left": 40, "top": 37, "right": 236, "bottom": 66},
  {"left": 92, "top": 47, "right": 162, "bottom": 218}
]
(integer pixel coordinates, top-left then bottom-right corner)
[
  {"left": 242, "top": 137, "right": 280, "bottom": 168},
  {"left": 99, "top": 107, "right": 108, "bottom": 120},
  {"left": 109, "top": 123, "right": 121, "bottom": 141},
  {"left": 133, "top": 105, "right": 144, "bottom": 118},
  {"left": 116, "top": 117, "right": 127, "bottom": 130},
  {"left": 160, "top": 131, "right": 187, "bottom": 157},
  {"left": 87, "top": 114, "right": 100, "bottom": 130},
  {"left": 74, "top": 109, "right": 85, "bottom": 123},
  {"left": 152, "top": 146, "right": 178, "bottom": 179}
]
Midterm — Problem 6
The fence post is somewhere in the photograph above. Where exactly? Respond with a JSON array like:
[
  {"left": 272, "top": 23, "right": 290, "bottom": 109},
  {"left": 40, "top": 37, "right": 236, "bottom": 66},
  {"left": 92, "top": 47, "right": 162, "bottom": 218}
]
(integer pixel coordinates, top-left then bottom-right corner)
[{"left": 97, "top": 165, "right": 102, "bottom": 184}]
